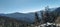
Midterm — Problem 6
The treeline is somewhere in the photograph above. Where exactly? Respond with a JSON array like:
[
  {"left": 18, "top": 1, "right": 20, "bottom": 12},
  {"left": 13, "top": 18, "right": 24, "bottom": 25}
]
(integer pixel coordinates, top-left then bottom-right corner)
[{"left": 0, "top": 16, "right": 32, "bottom": 27}]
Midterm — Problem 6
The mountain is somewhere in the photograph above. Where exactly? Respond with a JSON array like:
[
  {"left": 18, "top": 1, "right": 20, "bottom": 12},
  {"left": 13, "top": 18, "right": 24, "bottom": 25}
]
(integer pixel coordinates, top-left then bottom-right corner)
[
  {"left": 0, "top": 7, "right": 60, "bottom": 23},
  {"left": 55, "top": 7, "right": 60, "bottom": 14},
  {"left": 0, "top": 16, "right": 32, "bottom": 27},
  {"left": 51, "top": 7, "right": 60, "bottom": 16},
  {"left": 0, "top": 12, "right": 35, "bottom": 23}
]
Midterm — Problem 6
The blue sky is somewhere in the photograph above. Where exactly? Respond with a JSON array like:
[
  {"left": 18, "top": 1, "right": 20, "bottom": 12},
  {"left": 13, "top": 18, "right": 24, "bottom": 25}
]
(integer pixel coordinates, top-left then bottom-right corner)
[{"left": 0, "top": 0, "right": 60, "bottom": 13}]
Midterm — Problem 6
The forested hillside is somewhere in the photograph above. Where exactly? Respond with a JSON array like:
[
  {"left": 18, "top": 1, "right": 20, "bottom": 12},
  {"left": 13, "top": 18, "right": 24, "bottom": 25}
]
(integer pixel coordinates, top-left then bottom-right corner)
[{"left": 0, "top": 16, "right": 32, "bottom": 27}]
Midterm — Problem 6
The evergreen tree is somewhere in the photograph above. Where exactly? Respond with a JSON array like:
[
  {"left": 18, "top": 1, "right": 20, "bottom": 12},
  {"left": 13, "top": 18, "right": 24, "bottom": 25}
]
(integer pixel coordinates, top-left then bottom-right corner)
[{"left": 34, "top": 12, "right": 40, "bottom": 27}]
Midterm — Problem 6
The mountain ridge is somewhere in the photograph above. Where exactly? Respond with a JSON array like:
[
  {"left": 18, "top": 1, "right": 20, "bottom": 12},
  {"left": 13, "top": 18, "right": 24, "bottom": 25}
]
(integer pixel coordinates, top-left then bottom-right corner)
[{"left": 0, "top": 7, "right": 60, "bottom": 23}]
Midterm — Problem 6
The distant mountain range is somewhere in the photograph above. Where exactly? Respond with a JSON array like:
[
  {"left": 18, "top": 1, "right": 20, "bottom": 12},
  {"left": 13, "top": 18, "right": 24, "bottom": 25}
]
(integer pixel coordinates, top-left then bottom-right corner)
[
  {"left": 55, "top": 7, "right": 60, "bottom": 14},
  {"left": 0, "top": 7, "right": 60, "bottom": 23},
  {"left": 0, "top": 12, "right": 35, "bottom": 23}
]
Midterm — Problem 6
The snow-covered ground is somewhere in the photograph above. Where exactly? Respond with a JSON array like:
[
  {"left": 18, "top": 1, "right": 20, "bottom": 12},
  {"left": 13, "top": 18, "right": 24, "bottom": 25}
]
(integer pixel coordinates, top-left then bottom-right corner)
[{"left": 35, "top": 22, "right": 60, "bottom": 27}]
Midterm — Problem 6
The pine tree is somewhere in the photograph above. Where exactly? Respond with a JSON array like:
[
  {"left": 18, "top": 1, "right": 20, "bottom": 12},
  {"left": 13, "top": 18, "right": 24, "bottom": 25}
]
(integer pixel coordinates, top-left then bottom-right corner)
[{"left": 34, "top": 12, "right": 40, "bottom": 27}]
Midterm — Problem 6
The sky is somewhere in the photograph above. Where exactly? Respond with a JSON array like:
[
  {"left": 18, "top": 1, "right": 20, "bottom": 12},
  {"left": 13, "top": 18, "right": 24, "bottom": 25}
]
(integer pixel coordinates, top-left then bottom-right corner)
[{"left": 0, "top": 0, "right": 60, "bottom": 14}]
